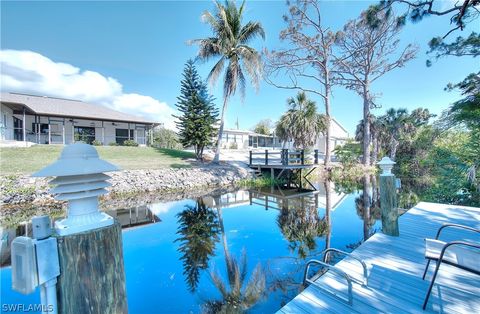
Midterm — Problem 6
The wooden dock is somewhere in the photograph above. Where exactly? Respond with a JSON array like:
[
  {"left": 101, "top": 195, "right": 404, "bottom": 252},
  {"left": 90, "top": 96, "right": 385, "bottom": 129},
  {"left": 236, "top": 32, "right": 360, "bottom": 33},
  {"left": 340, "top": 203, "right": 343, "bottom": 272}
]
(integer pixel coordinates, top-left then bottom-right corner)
[{"left": 279, "top": 202, "right": 480, "bottom": 313}]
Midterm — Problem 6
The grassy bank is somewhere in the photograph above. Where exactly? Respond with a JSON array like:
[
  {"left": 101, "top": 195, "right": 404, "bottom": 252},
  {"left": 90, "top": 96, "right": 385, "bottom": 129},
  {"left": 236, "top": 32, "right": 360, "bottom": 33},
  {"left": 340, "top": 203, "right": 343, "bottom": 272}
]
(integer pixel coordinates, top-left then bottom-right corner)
[{"left": 0, "top": 145, "right": 196, "bottom": 175}]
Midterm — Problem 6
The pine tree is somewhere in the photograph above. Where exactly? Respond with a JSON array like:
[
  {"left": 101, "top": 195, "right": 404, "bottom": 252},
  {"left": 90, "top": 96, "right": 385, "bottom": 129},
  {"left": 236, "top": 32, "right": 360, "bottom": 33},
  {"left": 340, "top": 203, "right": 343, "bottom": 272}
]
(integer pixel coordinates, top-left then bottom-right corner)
[{"left": 175, "top": 59, "right": 218, "bottom": 160}]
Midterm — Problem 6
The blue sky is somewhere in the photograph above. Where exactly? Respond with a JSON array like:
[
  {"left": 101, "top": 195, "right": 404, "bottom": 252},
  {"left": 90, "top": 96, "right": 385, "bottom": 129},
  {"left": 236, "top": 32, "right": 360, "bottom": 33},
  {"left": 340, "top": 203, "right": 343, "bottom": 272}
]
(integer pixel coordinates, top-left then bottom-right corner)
[{"left": 1, "top": 0, "right": 477, "bottom": 134}]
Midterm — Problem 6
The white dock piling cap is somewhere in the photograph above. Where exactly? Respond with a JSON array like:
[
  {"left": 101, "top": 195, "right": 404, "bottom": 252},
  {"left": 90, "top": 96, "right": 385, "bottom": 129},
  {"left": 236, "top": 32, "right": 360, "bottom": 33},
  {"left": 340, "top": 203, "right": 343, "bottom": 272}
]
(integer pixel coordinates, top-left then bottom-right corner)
[
  {"left": 31, "top": 143, "right": 119, "bottom": 235},
  {"left": 377, "top": 156, "right": 396, "bottom": 176},
  {"left": 32, "top": 143, "right": 118, "bottom": 177}
]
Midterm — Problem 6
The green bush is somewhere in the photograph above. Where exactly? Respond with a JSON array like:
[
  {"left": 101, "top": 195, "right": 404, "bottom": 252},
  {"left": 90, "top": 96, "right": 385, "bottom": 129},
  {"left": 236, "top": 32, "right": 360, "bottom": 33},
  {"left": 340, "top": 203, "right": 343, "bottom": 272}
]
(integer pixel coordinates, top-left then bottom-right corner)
[
  {"left": 123, "top": 139, "right": 139, "bottom": 147},
  {"left": 92, "top": 140, "right": 102, "bottom": 146},
  {"left": 333, "top": 140, "right": 361, "bottom": 168},
  {"left": 108, "top": 142, "right": 119, "bottom": 146},
  {"left": 229, "top": 142, "right": 238, "bottom": 149}
]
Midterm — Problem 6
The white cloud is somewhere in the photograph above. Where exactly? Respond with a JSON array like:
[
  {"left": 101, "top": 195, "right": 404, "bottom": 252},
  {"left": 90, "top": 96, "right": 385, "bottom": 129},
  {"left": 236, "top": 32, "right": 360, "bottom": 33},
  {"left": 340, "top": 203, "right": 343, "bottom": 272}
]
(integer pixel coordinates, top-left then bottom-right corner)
[{"left": 0, "top": 49, "right": 177, "bottom": 129}]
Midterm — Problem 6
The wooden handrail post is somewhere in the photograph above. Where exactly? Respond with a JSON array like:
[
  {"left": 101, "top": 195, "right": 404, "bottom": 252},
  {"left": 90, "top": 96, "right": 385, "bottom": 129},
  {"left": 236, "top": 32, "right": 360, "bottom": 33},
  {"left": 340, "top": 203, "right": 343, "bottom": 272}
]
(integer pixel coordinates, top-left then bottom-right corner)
[
  {"left": 265, "top": 149, "right": 269, "bottom": 165},
  {"left": 249, "top": 150, "right": 252, "bottom": 165},
  {"left": 285, "top": 149, "right": 289, "bottom": 165},
  {"left": 314, "top": 149, "right": 318, "bottom": 164},
  {"left": 301, "top": 149, "right": 305, "bottom": 165}
]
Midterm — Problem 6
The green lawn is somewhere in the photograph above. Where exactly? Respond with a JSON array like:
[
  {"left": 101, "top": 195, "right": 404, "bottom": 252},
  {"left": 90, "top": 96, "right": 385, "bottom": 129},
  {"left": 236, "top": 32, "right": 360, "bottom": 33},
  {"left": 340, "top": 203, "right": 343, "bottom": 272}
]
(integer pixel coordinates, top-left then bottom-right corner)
[{"left": 0, "top": 145, "right": 196, "bottom": 175}]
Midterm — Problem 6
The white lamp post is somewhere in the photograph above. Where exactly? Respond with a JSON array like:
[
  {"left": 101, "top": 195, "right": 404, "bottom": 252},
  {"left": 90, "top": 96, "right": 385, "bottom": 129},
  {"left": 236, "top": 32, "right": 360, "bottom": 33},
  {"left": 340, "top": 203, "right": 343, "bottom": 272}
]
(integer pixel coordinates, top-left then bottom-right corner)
[
  {"left": 377, "top": 156, "right": 396, "bottom": 176},
  {"left": 33, "top": 143, "right": 119, "bottom": 235}
]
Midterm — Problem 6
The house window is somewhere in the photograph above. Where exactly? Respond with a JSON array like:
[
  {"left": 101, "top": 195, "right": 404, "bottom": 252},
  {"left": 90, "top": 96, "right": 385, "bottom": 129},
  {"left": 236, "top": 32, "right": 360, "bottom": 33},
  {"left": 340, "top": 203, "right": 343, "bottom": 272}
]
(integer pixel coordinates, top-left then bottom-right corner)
[
  {"left": 116, "top": 129, "right": 134, "bottom": 145},
  {"left": 32, "top": 123, "right": 49, "bottom": 134},
  {"left": 74, "top": 126, "right": 95, "bottom": 144}
]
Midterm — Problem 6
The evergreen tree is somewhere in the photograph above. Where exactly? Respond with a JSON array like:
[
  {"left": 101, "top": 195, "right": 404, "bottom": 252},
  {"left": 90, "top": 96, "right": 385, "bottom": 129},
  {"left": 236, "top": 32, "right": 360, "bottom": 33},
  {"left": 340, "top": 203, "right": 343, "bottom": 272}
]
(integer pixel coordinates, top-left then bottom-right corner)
[{"left": 175, "top": 59, "right": 218, "bottom": 160}]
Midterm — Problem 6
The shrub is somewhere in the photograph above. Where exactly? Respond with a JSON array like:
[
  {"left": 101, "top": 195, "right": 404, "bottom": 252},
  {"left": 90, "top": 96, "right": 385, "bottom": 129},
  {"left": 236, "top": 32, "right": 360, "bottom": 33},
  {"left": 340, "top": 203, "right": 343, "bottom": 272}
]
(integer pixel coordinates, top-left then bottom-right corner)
[
  {"left": 123, "top": 139, "right": 139, "bottom": 147},
  {"left": 108, "top": 142, "right": 119, "bottom": 146},
  {"left": 229, "top": 142, "right": 238, "bottom": 149},
  {"left": 333, "top": 140, "right": 361, "bottom": 168},
  {"left": 92, "top": 140, "right": 102, "bottom": 146}
]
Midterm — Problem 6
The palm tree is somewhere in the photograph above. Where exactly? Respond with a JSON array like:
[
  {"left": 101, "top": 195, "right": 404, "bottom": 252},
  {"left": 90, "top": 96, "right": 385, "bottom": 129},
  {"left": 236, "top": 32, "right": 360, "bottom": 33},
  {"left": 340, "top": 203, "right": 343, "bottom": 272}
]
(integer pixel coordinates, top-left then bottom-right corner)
[
  {"left": 175, "top": 199, "right": 220, "bottom": 292},
  {"left": 191, "top": 0, "right": 265, "bottom": 163},
  {"left": 379, "top": 108, "right": 413, "bottom": 160},
  {"left": 355, "top": 114, "right": 383, "bottom": 164},
  {"left": 276, "top": 92, "right": 327, "bottom": 149}
]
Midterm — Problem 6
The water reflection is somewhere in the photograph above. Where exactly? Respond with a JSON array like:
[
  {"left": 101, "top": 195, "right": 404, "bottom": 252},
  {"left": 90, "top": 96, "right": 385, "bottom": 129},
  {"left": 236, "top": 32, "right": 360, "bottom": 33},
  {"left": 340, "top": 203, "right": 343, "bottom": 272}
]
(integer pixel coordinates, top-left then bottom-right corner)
[
  {"left": 203, "top": 250, "right": 266, "bottom": 314},
  {"left": 1, "top": 177, "right": 387, "bottom": 313},
  {"left": 175, "top": 199, "right": 220, "bottom": 292}
]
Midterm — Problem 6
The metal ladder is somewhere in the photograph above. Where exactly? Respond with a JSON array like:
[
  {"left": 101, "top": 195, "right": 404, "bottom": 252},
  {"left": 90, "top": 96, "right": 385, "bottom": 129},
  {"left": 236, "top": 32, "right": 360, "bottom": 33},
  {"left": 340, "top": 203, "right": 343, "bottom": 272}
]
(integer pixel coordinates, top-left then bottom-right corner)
[{"left": 303, "top": 248, "right": 368, "bottom": 305}]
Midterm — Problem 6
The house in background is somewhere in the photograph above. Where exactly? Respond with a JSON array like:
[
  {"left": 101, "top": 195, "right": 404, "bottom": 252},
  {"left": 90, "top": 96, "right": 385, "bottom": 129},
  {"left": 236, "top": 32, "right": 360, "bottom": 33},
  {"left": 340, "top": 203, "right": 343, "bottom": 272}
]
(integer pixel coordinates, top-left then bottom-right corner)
[
  {"left": 0, "top": 92, "right": 159, "bottom": 146},
  {"left": 220, "top": 117, "right": 349, "bottom": 156},
  {"left": 220, "top": 128, "right": 282, "bottom": 150}
]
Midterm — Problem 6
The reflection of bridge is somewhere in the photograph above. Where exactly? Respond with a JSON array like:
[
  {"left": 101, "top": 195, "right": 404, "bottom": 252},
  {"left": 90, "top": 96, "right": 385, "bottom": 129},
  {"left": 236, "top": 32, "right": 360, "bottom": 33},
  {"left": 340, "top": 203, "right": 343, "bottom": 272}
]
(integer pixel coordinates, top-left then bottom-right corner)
[{"left": 199, "top": 184, "right": 348, "bottom": 212}]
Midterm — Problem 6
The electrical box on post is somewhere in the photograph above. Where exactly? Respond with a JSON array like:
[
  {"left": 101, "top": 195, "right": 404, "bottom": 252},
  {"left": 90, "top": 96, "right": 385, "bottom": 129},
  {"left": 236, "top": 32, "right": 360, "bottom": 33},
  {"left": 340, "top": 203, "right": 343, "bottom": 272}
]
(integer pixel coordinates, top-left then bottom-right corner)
[{"left": 11, "top": 236, "right": 38, "bottom": 294}]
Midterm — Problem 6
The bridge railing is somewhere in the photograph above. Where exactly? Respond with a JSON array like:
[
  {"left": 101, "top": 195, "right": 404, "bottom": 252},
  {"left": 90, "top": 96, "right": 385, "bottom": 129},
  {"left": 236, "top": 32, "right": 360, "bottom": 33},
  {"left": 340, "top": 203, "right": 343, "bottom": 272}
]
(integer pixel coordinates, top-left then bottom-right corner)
[{"left": 249, "top": 149, "right": 320, "bottom": 166}]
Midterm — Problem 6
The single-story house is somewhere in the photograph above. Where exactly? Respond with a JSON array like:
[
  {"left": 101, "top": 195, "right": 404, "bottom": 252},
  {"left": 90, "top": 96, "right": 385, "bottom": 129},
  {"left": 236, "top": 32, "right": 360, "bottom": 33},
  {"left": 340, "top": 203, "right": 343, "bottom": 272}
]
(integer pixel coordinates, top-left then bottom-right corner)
[
  {"left": 0, "top": 92, "right": 159, "bottom": 146},
  {"left": 220, "top": 117, "right": 349, "bottom": 154},
  {"left": 220, "top": 128, "right": 282, "bottom": 150}
]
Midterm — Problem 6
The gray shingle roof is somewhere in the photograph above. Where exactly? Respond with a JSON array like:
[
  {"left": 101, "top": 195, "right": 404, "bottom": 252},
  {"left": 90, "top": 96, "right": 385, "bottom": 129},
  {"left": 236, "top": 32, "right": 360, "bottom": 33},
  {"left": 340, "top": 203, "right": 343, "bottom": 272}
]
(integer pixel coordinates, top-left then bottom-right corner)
[{"left": 0, "top": 92, "right": 157, "bottom": 124}]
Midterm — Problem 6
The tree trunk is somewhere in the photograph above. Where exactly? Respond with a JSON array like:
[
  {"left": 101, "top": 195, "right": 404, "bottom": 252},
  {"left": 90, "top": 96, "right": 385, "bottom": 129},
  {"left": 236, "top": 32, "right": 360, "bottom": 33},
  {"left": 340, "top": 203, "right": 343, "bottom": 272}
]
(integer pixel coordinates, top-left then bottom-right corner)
[
  {"left": 390, "top": 139, "right": 399, "bottom": 160},
  {"left": 213, "top": 98, "right": 228, "bottom": 164},
  {"left": 324, "top": 67, "right": 331, "bottom": 167},
  {"left": 362, "top": 86, "right": 371, "bottom": 166},
  {"left": 372, "top": 134, "right": 378, "bottom": 164}
]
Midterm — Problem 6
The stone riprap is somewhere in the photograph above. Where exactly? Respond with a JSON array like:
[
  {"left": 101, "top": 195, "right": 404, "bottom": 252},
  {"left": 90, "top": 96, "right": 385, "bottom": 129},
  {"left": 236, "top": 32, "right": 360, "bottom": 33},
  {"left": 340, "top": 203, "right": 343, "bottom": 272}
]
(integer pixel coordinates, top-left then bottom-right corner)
[{"left": 0, "top": 165, "right": 253, "bottom": 206}]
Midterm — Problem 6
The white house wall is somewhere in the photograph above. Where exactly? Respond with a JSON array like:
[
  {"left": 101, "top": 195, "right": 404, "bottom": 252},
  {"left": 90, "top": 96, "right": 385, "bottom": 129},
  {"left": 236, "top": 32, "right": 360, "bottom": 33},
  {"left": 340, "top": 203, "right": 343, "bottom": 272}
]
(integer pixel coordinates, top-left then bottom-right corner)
[
  {"left": 0, "top": 103, "right": 14, "bottom": 140},
  {"left": 8, "top": 113, "right": 148, "bottom": 145}
]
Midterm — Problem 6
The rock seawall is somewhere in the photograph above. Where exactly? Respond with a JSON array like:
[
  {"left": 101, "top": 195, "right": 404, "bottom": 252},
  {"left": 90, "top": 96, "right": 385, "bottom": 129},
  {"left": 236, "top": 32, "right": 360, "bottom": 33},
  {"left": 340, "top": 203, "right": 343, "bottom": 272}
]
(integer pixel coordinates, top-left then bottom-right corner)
[{"left": 1, "top": 165, "right": 253, "bottom": 206}]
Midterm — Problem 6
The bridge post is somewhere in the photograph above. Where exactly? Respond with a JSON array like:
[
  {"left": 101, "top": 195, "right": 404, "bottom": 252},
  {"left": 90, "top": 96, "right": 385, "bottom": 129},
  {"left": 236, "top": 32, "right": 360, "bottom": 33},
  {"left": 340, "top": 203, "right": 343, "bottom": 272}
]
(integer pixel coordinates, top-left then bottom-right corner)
[
  {"left": 265, "top": 149, "right": 269, "bottom": 165},
  {"left": 249, "top": 150, "right": 252, "bottom": 165},
  {"left": 314, "top": 149, "right": 318, "bottom": 164},
  {"left": 301, "top": 150, "right": 305, "bottom": 165}
]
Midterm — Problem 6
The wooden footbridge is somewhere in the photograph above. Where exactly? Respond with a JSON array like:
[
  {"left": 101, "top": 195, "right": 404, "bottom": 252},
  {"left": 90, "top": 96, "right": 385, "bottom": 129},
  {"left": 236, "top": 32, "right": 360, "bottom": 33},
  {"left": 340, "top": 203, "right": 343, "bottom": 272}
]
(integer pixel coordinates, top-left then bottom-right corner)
[{"left": 248, "top": 149, "right": 322, "bottom": 189}]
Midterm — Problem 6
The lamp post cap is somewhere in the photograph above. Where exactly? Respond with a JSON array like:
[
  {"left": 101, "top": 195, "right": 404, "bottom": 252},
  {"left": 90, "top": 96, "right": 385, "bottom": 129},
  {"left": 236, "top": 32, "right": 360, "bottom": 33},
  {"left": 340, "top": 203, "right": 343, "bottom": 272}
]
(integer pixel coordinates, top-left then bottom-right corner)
[
  {"left": 32, "top": 143, "right": 119, "bottom": 177},
  {"left": 377, "top": 156, "right": 396, "bottom": 166}
]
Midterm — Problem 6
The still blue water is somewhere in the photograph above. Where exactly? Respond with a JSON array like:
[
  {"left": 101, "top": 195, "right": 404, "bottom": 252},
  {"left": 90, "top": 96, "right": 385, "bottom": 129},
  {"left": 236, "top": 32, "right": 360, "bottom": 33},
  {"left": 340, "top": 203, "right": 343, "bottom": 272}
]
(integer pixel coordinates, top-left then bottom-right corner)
[{"left": 1, "top": 186, "right": 381, "bottom": 313}]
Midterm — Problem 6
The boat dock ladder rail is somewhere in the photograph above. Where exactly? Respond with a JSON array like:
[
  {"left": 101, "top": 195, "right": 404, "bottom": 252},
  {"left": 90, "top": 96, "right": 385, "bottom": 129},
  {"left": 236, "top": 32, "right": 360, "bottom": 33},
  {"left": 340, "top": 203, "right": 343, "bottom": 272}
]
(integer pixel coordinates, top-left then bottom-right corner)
[{"left": 302, "top": 249, "right": 369, "bottom": 305}]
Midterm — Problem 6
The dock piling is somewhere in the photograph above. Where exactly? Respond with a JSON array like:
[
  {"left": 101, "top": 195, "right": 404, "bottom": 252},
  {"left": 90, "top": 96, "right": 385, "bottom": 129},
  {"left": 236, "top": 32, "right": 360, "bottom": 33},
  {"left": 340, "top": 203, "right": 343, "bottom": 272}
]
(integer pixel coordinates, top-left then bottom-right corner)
[{"left": 378, "top": 157, "right": 399, "bottom": 236}]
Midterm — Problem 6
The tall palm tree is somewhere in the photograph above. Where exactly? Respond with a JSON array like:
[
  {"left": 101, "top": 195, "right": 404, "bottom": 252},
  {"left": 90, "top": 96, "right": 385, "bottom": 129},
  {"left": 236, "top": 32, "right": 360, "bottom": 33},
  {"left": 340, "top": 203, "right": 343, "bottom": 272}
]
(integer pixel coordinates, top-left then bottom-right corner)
[
  {"left": 191, "top": 0, "right": 265, "bottom": 163},
  {"left": 276, "top": 92, "right": 327, "bottom": 149}
]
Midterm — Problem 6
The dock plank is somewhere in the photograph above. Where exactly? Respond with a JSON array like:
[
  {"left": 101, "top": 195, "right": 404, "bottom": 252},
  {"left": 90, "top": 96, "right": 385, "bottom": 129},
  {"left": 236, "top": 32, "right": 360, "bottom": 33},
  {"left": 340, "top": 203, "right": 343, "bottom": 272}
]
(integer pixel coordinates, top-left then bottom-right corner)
[{"left": 278, "top": 202, "right": 480, "bottom": 313}]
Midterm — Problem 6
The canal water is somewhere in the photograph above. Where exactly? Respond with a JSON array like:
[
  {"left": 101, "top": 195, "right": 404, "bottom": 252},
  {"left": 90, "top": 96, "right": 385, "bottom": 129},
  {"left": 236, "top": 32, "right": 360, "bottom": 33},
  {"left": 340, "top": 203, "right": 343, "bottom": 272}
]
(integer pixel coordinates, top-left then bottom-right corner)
[{"left": 1, "top": 177, "right": 385, "bottom": 313}]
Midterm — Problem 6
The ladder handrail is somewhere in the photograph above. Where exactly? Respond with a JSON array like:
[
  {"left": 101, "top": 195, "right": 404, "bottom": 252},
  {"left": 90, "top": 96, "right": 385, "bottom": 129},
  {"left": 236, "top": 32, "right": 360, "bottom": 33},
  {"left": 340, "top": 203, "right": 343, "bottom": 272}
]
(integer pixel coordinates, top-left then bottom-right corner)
[
  {"left": 303, "top": 259, "right": 353, "bottom": 305},
  {"left": 322, "top": 248, "right": 368, "bottom": 286}
]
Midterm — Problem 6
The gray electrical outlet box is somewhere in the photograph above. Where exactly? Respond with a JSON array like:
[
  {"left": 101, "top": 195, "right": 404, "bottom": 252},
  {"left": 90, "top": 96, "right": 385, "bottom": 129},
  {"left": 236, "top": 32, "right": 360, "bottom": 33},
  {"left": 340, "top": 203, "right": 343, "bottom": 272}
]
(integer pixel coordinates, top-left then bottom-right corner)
[
  {"left": 35, "top": 238, "right": 60, "bottom": 285},
  {"left": 11, "top": 237, "right": 38, "bottom": 294},
  {"left": 32, "top": 215, "right": 52, "bottom": 240}
]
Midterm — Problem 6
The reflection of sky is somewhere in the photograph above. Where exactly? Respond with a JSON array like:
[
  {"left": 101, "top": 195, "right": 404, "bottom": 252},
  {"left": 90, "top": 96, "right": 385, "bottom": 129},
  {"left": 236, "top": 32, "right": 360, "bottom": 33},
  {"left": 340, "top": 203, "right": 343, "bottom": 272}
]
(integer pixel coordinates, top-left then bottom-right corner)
[{"left": 0, "top": 189, "right": 380, "bottom": 313}]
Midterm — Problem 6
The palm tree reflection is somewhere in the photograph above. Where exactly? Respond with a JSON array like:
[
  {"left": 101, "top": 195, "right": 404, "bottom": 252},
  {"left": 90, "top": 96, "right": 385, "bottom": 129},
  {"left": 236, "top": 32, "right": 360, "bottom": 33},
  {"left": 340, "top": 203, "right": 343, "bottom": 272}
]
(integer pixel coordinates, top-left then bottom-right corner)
[
  {"left": 203, "top": 250, "right": 266, "bottom": 314},
  {"left": 175, "top": 199, "right": 220, "bottom": 292},
  {"left": 277, "top": 195, "right": 328, "bottom": 259}
]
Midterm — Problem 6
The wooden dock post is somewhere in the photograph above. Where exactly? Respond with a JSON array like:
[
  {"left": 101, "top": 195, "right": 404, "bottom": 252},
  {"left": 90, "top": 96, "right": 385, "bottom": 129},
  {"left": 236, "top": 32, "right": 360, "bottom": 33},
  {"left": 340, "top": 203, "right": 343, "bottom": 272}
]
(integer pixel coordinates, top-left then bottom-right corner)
[
  {"left": 314, "top": 149, "right": 318, "bottom": 164},
  {"left": 378, "top": 157, "right": 399, "bottom": 236},
  {"left": 56, "top": 223, "right": 128, "bottom": 313},
  {"left": 265, "top": 149, "right": 269, "bottom": 165},
  {"left": 249, "top": 150, "right": 253, "bottom": 165}
]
